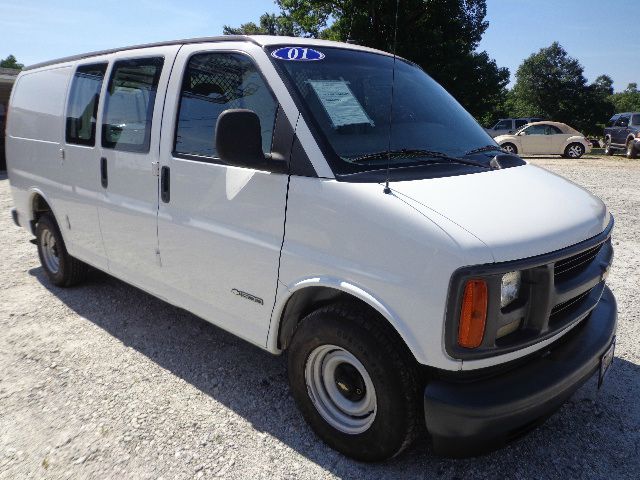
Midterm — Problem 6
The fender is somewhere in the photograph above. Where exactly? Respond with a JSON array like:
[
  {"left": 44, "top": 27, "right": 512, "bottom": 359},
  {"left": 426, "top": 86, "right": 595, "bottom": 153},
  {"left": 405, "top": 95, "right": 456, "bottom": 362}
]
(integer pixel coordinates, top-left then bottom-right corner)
[
  {"left": 565, "top": 135, "right": 588, "bottom": 147},
  {"left": 267, "top": 275, "right": 439, "bottom": 365}
]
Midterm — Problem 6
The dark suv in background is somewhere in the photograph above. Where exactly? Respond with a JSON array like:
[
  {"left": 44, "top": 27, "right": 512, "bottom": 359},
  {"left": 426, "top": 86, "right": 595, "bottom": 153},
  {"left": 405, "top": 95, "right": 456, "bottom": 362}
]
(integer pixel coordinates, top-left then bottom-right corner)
[{"left": 604, "top": 112, "right": 640, "bottom": 158}]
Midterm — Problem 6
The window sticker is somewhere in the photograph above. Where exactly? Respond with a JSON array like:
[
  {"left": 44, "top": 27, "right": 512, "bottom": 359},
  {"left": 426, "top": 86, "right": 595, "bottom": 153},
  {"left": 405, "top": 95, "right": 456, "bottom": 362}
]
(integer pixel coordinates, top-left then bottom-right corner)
[
  {"left": 308, "top": 80, "right": 374, "bottom": 128},
  {"left": 271, "top": 47, "right": 325, "bottom": 61}
]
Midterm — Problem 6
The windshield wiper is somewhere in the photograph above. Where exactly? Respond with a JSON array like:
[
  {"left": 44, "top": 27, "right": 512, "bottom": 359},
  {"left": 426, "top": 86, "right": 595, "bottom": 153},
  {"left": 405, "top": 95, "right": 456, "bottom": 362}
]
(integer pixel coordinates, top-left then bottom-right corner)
[
  {"left": 464, "top": 145, "right": 504, "bottom": 156},
  {"left": 348, "top": 149, "right": 492, "bottom": 169}
]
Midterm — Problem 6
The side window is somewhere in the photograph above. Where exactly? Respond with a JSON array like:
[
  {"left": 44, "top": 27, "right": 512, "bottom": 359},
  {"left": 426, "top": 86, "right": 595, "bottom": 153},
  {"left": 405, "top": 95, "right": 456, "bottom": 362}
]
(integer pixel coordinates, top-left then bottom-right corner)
[
  {"left": 494, "top": 120, "right": 511, "bottom": 130},
  {"left": 174, "top": 52, "right": 277, "bottom": 160},
  {"left": 616, "top": 116, "right": 630, "bottom": 127},
  {"left": 102, "top": 57, "right": 164, "bottom": 152},
  {"left": 66, "top": 63, "right": 107, "bottom": 146},
  {"left": 523, "top": 125, "right": 546, "bottom": 135},
  {"left": 546, "top": 125, "right": 562, "bottom": 135},
  {"left": 514, "top": 119, "right": 528, "bottom": 129},
  {"left": 632, "top": 114, "right": 640, "bottom": 126}
]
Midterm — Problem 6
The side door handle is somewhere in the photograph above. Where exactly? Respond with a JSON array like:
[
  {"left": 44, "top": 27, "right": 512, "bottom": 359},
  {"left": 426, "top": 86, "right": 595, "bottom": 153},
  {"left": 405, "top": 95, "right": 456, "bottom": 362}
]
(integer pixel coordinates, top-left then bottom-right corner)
[
  {"left": 160, "top": 166, "right": 170, "bottom": 203},
  {"left": 100, "top": 157, "right": 108, "bottom": 188}
]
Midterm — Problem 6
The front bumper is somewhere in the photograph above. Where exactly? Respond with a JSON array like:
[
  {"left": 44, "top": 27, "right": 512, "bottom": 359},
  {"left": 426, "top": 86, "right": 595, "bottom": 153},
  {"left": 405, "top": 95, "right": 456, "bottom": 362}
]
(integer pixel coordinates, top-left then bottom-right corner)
[{"left": 424, "top": 286, "right": 617, "bottom": 457}]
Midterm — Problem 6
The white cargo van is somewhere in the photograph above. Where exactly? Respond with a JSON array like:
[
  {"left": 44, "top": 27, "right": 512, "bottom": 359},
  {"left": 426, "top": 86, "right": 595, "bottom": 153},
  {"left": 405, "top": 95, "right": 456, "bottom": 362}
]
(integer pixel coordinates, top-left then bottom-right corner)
[{"left": 6, "top": 36, "right": 616, "bottom": 461}]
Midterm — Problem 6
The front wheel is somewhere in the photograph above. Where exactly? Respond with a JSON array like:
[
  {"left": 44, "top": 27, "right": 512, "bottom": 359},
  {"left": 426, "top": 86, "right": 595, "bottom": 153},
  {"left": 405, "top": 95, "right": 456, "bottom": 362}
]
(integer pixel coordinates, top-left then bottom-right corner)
[
  {"left": 604, "top": 138, "right": 615, "bottom": 156},
  {"left": 287, "top": 303, "right": 420, "bottom": 461},
  {"left": 626, "top": 140, "right": 638, "bottom": 159},
  {"left": 565, "top": 143, "right": 585, "bottom": 159},
  {"left": 36, "top": 213, "right": 88, "bottom": 287},
  {"left": 501, "top": 143, "right": 517, "bottom": 154}
]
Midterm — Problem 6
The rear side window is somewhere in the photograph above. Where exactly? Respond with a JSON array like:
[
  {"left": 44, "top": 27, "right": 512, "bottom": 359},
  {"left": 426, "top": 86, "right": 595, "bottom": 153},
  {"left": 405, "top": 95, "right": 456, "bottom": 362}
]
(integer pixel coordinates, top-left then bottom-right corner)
[
  {"left": 66, "top": 63, "right": 107, "bottom": 146},
  {"left": 632, "top": 114, "right": 640, "bottom": 126},
  {"left": 494, "top": 119, "right": 511, "bottom": 130},
  {"left": 102, "top": 57, "right": 164, "bottom": 152},
  {"left": 174, "top": 52, "right": 277, "bottom": 160}
]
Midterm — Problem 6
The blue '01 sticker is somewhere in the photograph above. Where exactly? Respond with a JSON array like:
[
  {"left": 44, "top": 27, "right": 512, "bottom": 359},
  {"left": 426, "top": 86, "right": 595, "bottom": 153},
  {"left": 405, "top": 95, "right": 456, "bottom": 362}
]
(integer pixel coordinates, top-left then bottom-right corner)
[{"left": 271, "top": 47, "right": 325, "bottom": 61}]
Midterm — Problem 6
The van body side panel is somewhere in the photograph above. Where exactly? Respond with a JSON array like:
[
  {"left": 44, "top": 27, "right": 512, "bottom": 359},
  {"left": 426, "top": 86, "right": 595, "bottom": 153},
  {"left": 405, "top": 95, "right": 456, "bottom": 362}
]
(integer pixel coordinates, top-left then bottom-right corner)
[
  {"left": 155, "top": 43, "right": 292, "bottom": 347},
  {"left": 276, "top": 176, "right": 494, "bottom": 370},
  {"left": 6, "top": 66, "right": 73, "bottom": 240}
]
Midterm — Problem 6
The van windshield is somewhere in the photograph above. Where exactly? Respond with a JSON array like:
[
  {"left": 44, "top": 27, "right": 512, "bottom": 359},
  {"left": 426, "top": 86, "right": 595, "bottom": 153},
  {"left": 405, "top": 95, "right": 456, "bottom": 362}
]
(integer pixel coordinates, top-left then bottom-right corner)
[{"left": 269, "top": 46, "right": 498, "bottom": 177}]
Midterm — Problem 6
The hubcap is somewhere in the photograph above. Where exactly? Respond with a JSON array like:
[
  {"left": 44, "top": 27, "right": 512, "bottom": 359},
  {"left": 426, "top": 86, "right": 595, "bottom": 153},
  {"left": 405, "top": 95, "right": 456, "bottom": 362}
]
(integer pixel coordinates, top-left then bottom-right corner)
[
  {"left": 41, "top": 229, "right": 60, "bottom": 274},
  {"left": 305, "top": 345, "right": 377, "bottom": 434},
  {"left": 503, "top": 145, "right": 514, "bottom": 153},
  {"left": 568, "top": 145, "right": 582, "bottom": 158}
]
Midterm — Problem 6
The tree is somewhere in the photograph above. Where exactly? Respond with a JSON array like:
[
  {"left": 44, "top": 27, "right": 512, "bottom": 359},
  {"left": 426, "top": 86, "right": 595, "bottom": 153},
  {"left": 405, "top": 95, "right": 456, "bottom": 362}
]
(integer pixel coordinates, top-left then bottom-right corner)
[
  {"left": 508, "top": 42, "right": 614, "bottom": 135},
  {"left": 223, "top": 13, "right": 300, "bottom": 36},
  {"left": 611, "top": 83, "right": 640, "bottom": 113},
  {"left": 0, "top": 54, "right": 23, "bottom": 70},
  {"left": 225, "top": 0, "right": 510, "bottom": 122}
]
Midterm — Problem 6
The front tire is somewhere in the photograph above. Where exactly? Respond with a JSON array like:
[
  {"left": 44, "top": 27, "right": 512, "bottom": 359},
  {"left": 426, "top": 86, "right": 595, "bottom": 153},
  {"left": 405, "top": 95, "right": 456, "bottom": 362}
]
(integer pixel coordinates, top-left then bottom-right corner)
[
  {"left": 564, "top": 143, "right": 585, "bottom": 159},
  {"left": 626, "top": 139, "right": 638, "bottom": 159},
  {"left": 287, "top": 303, "right": 420, "bottom": 462},
  {"left": 36, "top": 213, "right": 88, "bottom": 287},
  {"left": 501, "top": 143, "right": 517, "bottom": 154},
  {"left": 604, "top": 137, "right": 615, "bottom": 156}
]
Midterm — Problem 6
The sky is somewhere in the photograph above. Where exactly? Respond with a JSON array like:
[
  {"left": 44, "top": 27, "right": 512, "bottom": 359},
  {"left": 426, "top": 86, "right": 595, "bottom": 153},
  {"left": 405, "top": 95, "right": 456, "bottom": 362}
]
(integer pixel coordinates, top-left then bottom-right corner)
[{"left": 0, "top": 0, "right": 637, "bottom": 92}]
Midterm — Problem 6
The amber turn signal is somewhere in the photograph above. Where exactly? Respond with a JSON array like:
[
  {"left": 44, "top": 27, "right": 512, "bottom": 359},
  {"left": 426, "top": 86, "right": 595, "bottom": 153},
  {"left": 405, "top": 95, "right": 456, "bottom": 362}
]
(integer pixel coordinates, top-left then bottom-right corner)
[{"left": 458, "top": 279, "right": 488, "bottom": 348}]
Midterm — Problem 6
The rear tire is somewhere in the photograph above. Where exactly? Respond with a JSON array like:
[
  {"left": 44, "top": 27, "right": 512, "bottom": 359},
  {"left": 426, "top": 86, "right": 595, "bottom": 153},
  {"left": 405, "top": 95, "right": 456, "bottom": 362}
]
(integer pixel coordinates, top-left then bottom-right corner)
[
  {"left": 36, "top": 213, "right": 88, "bottom": 287},
  {"left": 626, "top": 140, "right": 638, "bottom": 159},
  {"left": 564, "top": 143, "right": 585, "bottom": 159},
  {"left": 287, "top": 303, "right": 420, "bottom": 462},
  {"left": 501, "top": 143, "right": 517, "bottom": 154}
]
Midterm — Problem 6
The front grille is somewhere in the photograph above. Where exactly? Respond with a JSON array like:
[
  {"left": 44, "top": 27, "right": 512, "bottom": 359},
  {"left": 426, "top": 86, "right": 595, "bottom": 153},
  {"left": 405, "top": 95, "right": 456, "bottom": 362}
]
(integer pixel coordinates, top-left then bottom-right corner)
[
  {"left": 446, "top": 221, "right": 614, "bottom": 360},
  {"left": 549, "top": 288, "right": 593, "bottom": 321},
  {"left": 554, "top": 243, "right": 603, "bottom": 280}
]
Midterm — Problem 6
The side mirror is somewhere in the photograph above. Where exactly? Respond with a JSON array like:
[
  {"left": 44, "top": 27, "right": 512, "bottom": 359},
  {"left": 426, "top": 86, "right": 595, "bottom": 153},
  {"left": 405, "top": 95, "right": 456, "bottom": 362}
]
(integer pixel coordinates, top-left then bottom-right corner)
[{"left": 215, "top": 109, "right": 286, "bottom": 172}]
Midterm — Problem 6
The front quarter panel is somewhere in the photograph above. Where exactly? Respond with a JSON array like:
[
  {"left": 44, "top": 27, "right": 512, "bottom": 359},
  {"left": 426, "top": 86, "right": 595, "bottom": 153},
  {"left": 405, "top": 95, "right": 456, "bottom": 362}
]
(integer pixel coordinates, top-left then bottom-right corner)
[{"left": 275, "top": 176, "right": 494, "bottom": 370}]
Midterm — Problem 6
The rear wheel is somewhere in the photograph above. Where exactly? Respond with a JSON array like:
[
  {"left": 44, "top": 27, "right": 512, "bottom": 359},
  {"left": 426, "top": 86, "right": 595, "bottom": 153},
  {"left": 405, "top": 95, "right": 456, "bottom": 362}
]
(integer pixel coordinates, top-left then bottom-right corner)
[
  {"left": 287, "top": 303, "right": 420, "bottom": 461},
  {"left": 626, "top": 139, "right": 638, "bottom": 159},
  {"left": 564, "top": 143, "right": 585, "bottom": 159},
  {"left": 501, "top": 143, "right": 517, "bottom": 154},
  {"left": 36, "top": 213, "right": 88, "bottom": 287}
]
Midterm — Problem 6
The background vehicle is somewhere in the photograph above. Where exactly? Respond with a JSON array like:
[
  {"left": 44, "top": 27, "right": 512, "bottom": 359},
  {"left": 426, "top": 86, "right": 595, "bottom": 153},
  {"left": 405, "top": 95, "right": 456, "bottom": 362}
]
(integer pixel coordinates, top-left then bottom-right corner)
[
  {"left": 604, "top": 112, "right": 640, "bottom": 158},
  {"left": 496, "top": 121, "right": 591, "bottom": 158},
  {"left": 485, "top": 117, "right": 543, "bottom": 137},
  {"left": 6, "top": 36, "right": 616, "bottom": 462}
]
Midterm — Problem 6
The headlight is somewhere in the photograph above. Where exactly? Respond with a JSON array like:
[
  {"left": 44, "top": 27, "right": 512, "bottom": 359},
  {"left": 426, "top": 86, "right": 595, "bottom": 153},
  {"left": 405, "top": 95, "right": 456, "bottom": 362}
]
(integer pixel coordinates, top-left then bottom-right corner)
[{"left": 500, "top": 271, "right": 522, "bottom": 308}]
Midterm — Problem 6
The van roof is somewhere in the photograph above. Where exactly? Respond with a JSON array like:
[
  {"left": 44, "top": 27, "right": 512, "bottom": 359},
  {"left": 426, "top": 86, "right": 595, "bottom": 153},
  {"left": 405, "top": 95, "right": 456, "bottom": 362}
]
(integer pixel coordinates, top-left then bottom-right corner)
[{"left": 24, "top": 35, "right": 394, "bottom": 71}]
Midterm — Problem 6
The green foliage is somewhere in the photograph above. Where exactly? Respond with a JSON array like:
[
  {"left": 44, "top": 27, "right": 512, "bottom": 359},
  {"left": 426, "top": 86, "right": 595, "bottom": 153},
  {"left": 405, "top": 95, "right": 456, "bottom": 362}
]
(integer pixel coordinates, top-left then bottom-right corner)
[
  {"left": 507, "top": 43, "right": 614, "bottom": 136},
  {"left": 610, "top": 83, "right": 640, "bottom": 113},
  {"left": 0, "top": 54, "right": 23, "bottom": 70},
  {"left": 223, "top": 13, "right": 301, "bottom": 36},
  {"left": 225, "top": 0, "right": 509, "bottom": 122}
]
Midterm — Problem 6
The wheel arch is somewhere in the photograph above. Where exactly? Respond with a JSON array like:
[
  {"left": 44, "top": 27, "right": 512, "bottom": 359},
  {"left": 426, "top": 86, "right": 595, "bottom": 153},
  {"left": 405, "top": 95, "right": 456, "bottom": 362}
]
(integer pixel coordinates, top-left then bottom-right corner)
[
  {"left": 27, "top": 188, "right": 58, "bottom": 235},
  {"left": 270, "top": 278, "right": 422, "bottom": 364}
]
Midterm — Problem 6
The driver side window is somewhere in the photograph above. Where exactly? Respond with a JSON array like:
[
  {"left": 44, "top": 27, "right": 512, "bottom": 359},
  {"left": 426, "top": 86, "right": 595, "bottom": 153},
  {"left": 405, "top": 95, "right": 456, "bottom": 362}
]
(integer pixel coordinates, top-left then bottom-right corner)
[{"left": 522, "top": 125, "right": 546, "bottom": 135}]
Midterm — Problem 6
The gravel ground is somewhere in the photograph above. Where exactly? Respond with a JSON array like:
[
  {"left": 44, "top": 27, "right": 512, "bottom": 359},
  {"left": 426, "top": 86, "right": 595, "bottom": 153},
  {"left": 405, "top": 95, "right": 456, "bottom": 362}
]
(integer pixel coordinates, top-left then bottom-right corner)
[{"left": 0, "top": 156, "right": 638, "bottom": 479}]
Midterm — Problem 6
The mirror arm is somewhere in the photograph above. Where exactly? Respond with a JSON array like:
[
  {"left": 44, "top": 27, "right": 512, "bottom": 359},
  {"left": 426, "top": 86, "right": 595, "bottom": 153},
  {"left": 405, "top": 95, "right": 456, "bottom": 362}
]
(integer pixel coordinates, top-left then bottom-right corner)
[{"left": 264, "top": 153, "right": 289, "bottom": 174}]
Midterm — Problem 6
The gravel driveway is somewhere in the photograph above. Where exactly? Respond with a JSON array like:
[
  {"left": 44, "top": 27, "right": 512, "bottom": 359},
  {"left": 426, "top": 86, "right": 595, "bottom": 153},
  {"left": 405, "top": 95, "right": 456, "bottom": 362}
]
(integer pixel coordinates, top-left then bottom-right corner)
[{"left": 1, "top": 157, "right": 638, "bottom": 479}]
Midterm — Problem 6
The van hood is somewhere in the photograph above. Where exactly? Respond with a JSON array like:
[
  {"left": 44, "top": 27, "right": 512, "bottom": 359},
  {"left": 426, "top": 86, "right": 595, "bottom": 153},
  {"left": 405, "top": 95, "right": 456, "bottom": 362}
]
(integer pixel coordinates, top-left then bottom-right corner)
[{"left": 391, "top": 164, "right": 609, "bottom": 262}]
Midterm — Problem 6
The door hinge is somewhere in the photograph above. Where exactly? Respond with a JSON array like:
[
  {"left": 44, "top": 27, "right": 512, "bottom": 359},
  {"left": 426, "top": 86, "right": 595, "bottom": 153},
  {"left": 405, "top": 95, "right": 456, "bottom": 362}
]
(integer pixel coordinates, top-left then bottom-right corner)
[
  {"left": 151, "top": 161, "right": 160, "bottom": 176},
  {"left": 155, "top": 249, "right": 162, "bottom": 266},
  {"left": 59, "top": 148, "right": 65, "bottom": 161}
]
